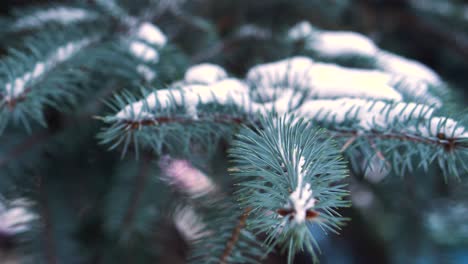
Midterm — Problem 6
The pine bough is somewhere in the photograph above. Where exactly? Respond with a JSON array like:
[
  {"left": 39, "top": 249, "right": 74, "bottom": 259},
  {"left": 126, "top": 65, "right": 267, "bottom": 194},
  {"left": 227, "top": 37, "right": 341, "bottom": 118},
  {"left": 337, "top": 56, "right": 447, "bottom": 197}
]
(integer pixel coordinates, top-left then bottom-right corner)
[
  {"left": 0, "top": 2, "right": 466, "bottom": 263},
  {"left": 99, "top": 21, "right": 467, "bottom": 263}
]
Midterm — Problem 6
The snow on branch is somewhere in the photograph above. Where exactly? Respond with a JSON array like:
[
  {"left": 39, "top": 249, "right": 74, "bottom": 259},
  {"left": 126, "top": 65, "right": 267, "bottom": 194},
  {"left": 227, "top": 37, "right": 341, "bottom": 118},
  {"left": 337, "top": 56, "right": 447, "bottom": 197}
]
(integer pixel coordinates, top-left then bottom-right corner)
[
  {"left": 247, "top": 57, "right": 403, "bottom": 102},
  {"left": 184, "top": 63, "right": 228, "bottom": 85},
  {"left": 285, "top": 153, "right": 316, "bottom": 224},
  {"left": 11, "top": 6, "right": 98, "bottom": 31},
  {"left": 111, "top": 55, "right": 466, "bottom": 141},
  {"left": 114, "top": 78, "right": 259, "bottom": 121},
  {"left": 288, "top": 21, "right": 442, "bottom": 89},
  {"left": 173, "top": 205, "right": 210, "bottom": 242},
  {"left": 288, "top": 21, "right": 378, "bottom": 58},
  {"left": 128, "top": 22, "right": 167, "bottom": 62},
  {"left": 0, "top": 198, "right": 36, "bottom": 237},
  {"left": 230, "top": 115, "right": 349, "bottom": 261},
  {"left": 298, "top": 98, "right": 432, "bottom": 130},
  {"left": 127, "top": 22, "right": 168, "bottom": 82},
  {"left": 2, "top": 37, "right": 99, "bottom": 104}
]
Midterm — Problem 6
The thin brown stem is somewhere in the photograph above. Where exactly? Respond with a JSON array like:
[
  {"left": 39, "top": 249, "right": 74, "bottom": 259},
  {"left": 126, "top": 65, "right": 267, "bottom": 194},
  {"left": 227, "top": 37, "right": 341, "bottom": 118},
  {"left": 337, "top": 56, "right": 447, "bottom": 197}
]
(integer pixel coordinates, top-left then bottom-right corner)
[
  {"left": 340, "top": 135, "right": 357, "bottom": 152},
  {"left": 121, "top": 113, "right": 247, "bottom": 130},
  {"left": 121, "top": 114, "right": 464, "bottom": 152},
  {"left": 219, "top": 207, "right": 252, "bottom": 264}
]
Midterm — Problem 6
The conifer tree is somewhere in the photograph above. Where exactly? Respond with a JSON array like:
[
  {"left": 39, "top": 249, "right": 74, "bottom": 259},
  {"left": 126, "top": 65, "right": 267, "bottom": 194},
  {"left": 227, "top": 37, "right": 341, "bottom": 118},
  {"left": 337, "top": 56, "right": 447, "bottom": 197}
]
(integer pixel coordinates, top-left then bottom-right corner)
[{"left": 0, "top": 1, "right": 467, "bottom": 263}]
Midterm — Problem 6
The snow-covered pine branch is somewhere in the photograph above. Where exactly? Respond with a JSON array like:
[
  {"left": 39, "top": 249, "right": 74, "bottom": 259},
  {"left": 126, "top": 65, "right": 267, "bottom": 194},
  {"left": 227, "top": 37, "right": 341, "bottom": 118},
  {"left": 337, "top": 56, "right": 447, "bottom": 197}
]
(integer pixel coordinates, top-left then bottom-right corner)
[
  {"left": 10, "top": 6, "right": 98, "bottom": 31},
  {"left": 0, "top": 29, "right": 102, "bottom": 133},
  {"left": 103, "top": 54, "right": 466, "bottom": 179},
  {"left": 0, "top": 198, "right": 36, "bottom": 237},
  {"left": 288, "top": 21, "right": 444, "bottom": 106},
  {"left": 246, "top": 56, "right": 403, "bottom": 102},
  {"left": 173, "top": 205, "right": 210, "bottom": 243},
  {"left": 230, "top": 115, "right": 349, "bottom": 262},
  {"left": 2, "top": 37, "right": 98, "bottom": 104},
  {"left": 110, "top": 57, "right": 466, "bottom": 138},
  {"left": 127, "top": 22, "right": 168, "bottom": 82}
]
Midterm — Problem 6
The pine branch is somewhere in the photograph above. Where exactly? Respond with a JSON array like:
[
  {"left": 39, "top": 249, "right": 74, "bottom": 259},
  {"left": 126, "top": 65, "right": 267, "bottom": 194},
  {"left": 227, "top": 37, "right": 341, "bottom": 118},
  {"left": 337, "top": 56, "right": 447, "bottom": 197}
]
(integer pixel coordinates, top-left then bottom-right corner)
[
  {"left": 6, "top": 4, "right": 99, "bottom": 33},
  {"left": 0, "top": 26, "right": 103, "bottom": 133},
  {"left": 230, "top": 114, "right": 350, "bottom": 263}
]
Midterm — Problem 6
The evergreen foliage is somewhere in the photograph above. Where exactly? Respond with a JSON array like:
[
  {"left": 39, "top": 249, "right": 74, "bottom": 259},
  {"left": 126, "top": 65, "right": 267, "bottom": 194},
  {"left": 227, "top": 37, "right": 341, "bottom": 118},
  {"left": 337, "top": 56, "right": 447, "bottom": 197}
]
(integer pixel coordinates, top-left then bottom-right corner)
[{"left": 0, "top": 0, "right": 467, "bottom": 263}]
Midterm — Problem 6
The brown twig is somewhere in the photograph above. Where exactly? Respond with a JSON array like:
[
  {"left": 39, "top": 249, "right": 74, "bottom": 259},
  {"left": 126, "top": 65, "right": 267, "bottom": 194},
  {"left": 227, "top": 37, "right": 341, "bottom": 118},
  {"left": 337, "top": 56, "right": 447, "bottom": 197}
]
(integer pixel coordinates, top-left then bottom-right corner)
[
  {"left": 340, "top": 134, "right": 357, "bottom": 152},
  {"left": 219, "top": 207, "right": 252, "bottom": 264},
  {"left": 121, "top": 113, "right": 248, "bottom": 129}
]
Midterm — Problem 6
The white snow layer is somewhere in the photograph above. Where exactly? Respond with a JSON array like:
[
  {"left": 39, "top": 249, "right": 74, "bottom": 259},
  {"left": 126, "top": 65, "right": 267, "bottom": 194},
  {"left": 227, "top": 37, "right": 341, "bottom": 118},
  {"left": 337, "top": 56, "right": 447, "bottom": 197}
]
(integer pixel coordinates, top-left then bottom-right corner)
[
  {"left": 184, "top": 63, "right": 228, "bottom": 84},
  {"left": 173, "top": 206, "right": 209, "bottom": 242},
  {"left": 414, "top": 117, "right": 468, "bottom": 138},
  {"left": 288, "top": 21, "right": 378, "bottom": 57},
  {"left": 288, "top": 21, "right": 441, "bottom": 85},
  {"left": 12, "top": 7, "right": 97, "bottom": 30},
  {"left": 286, "top": 154, "right": 316, "bottom": 224},
  {"left": 0, "top": 199, "right": 36, "bottom": 235},
  {"left": 129, "top": 41, "right": 160, "bottom": 63},
  {"left": 247, "top": 57, "right": 403, "bottom": 101},
  {"left": 136, "top": 22, "right": 167, "bottom": 47},
  {"left": 115, "top": 78, "right": 258, "bottom": 120},
  {"left": 288, "top": 21, "right": 315, "bottom": 40},
  {"left": 129, "top": 23, "right": 167, "bottom": 65},
  {"left": 3, "top": 37, "right": 97, "bottom": 101},
  {"left": 114, "top": 69, "right": 465, "bottom": 139},
  {"left": 136, "top": 64, "right": 156, "bottom": 82},
  {"left": 297, "top": 98, "right": 435, "bottom": 131},
  {"left": 377, "top": 51, "right": 440, "bottom": 85}
]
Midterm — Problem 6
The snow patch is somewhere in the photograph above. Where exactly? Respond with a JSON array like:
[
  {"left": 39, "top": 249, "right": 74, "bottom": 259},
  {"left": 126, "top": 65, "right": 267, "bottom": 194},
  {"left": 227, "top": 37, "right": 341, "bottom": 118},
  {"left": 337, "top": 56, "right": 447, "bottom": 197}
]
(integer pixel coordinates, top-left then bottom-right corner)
[
  {"left": 136, "top": 64, "right": 156, "bottom": 82},
  {"left": 376, "top": 51, "right": 441, "bottom": 85},
  {"left": 285, "top": 152, "right": 316, "bottom": 224},
  {"left": 297, "top": 98, "right": 434, "bottom": 131},
  {"left": 0, "top": 199, "right": 36, "bottom": 235},
  {"left": 184, "top": 63, "right": 228, "bottom": 84},
  {"left": 288, "top": 21, "right": 378, "bottom": 57},
  {"left": 310, "top": 31, "right": 377, "bottom": 57},
  {"left": 115, "top": 78, "right": 254, "bottom": 120},
  {"left": 136, "top": 22, "right": 167, "bottom": 47},
  {"left": 129, "top": 41, "right": 159, "bottom": 63},
  {"left": 289, "top": 21, "right": 442, "bottom": 86},
  {"left": 288, "top": 21, "right": 315, "bottom": 40},
  {"left": 173, "top": 206, "right": 209, "bottom": 242},
  {"left": 413, "top": 117, "right": 467, "bottom": 138},
  {"left": 12, "top": 7, "right": 97, "bottom": 30},
  {"left": 247, "top": 57, "right": 402, "bottom": 101}
]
